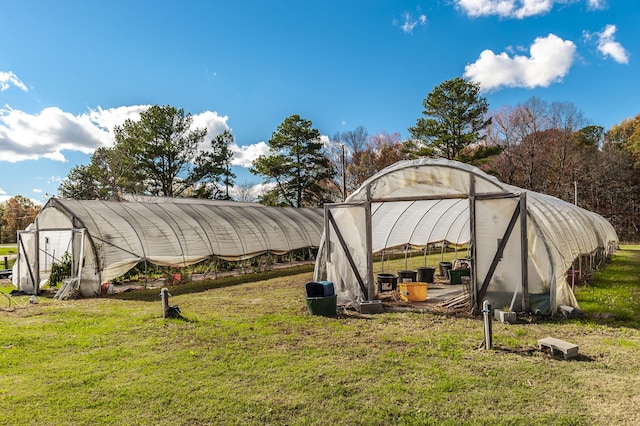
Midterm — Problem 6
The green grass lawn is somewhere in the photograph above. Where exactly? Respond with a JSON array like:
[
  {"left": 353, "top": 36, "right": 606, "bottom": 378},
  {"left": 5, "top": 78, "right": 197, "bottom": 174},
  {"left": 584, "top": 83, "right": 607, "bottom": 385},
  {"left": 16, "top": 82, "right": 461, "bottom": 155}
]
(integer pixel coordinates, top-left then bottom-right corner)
[
  {"left": 0, "top": 246, "right": 639, "bottom": 425},
  {"left": 0, "top": 244, "right": 17, "bottom": 255},
  {"left": 0, "top": 244, "right": 17, "bottom": 269}
]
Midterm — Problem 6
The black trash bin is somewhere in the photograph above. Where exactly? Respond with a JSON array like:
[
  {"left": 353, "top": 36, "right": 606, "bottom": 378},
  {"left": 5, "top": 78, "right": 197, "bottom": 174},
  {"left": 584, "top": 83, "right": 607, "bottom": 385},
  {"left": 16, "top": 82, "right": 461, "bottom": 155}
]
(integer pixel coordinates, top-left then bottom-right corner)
[
  {"left": 305, "top": 295, "right": 338, "bottom": 317},
  {"left": 417, "top": 266, "right": 435, "bottom": 283},
  {"left": 305, "top": 281, "right": 337, "bottom": 317}
]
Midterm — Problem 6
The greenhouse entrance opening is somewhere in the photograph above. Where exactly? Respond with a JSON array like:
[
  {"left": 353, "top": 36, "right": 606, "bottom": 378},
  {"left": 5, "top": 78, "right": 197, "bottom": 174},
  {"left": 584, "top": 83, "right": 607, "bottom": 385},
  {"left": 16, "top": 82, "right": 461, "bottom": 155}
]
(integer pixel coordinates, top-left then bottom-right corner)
[
  {"left": 322, "top": 192, "right": 529, "bottom": 313},
  {"left": 15, "top": 228, "right": 83, "bottom": 296}
]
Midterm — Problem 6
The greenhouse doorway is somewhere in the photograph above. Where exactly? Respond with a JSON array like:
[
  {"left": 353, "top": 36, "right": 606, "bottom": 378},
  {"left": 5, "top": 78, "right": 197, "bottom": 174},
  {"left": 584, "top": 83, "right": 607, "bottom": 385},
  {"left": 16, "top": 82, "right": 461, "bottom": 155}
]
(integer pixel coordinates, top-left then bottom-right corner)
[
  {"left": 15, "top": 228, "right": 80, "bottom": 295},
  {"left": 472, "top": 193, "right": 528, "bottom": 312}
]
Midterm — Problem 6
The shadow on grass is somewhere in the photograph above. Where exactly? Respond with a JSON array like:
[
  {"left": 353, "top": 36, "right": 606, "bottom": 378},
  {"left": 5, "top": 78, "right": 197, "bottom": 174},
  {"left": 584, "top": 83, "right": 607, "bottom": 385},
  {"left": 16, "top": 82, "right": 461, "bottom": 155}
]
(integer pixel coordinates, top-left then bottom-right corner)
[
  {"left": 162, "top": 314, "right": 199, "bottom": 323},
  {"left": 491, "top": 345, "right": 597, "bottom": 362}
]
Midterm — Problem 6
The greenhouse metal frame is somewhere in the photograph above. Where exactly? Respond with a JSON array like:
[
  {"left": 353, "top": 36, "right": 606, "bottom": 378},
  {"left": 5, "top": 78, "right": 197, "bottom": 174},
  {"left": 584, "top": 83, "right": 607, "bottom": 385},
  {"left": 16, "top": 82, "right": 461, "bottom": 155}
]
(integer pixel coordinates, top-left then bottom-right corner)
[{"left": 314, "top": 158, "right": 618, "bottom": 315}]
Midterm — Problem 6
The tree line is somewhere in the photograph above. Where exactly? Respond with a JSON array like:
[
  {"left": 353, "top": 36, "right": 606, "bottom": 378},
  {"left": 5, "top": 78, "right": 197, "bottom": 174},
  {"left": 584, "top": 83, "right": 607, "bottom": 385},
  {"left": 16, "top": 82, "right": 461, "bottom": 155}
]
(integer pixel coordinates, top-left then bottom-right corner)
[
  {"left": 0, "top": 196, "right": 40, "bottom": 244},
  {"left": 2, "top": 77, "right": 639, "bottom": 241}
]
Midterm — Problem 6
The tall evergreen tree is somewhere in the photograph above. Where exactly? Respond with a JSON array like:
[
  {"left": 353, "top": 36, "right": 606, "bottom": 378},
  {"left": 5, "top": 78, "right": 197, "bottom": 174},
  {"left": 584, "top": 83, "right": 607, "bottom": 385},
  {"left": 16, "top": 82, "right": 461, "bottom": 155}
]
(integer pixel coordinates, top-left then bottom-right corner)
[
  {"left": 113, "top": 105, "right": 207, "bottom": 197},
  {"left": 407, "top": 77, "right": 491, "bottom": 160},
  {"left": 192, "top": 130, "right": 236, "bottom": 199},
  {"left": 251, "top": 114, "right": 335, "bottom": 207},
  {"left": 59, "top": 105, "right": 238, "bottom": 200}
]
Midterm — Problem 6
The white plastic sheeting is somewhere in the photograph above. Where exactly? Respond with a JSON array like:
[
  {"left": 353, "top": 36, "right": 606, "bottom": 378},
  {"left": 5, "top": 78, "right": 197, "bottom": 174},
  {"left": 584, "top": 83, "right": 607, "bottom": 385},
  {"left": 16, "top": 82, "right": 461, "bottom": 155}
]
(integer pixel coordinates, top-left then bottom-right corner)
[
  {"left": 13, "top": 198, "right": 324, "bottom": 297},
  {"left": 314, "top": 158, "right": 618, "bottom": 314}
]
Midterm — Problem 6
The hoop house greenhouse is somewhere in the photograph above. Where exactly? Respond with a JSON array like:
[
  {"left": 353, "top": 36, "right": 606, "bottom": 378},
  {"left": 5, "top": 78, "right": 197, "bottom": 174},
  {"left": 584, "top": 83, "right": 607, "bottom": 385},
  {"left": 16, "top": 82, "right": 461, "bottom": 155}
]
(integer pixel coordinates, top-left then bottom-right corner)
[
  {"left": 13, "top": 197, "right": 324, "bottom": 297},
  {"left": 314, "top": 158, "right": 618, "bottom": 315}
]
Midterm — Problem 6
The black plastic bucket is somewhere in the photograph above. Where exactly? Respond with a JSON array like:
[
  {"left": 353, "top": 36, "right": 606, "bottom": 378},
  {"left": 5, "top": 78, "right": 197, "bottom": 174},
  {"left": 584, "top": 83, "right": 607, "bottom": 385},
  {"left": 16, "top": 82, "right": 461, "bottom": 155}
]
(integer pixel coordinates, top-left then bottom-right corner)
[
  {"left": 397, "top": 270, "right": 417, "bottom": 283},
  {"left": 438, "top": 262, "right": 453, "bottom": 277},
  {"left": 417, "top": 266, "right": 435, "bottom": 283},
  {"left": 377, "top": 273, "right": 398, "bottom": 291}
]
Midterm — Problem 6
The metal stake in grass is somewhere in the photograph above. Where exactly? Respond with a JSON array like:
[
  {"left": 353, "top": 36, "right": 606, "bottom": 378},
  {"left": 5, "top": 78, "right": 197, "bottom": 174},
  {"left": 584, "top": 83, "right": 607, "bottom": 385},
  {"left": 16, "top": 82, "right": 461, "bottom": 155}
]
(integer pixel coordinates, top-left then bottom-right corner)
[
  {"left": 160, "top": 287, "right": 182, "bottom": 319},
  {"left": 482, "top": 300, "right": 492, "bottom": 350},
  {"left": 161, "top": 288, "right": 171, "bottom": 318}
]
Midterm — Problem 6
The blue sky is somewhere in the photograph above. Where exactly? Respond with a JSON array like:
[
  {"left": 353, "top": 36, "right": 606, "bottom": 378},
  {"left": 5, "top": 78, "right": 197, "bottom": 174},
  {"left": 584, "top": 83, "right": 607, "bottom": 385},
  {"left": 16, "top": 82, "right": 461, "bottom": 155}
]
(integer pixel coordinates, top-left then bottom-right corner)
[{"left": 1, "top": 0, "right": 637, "bottom": 204}]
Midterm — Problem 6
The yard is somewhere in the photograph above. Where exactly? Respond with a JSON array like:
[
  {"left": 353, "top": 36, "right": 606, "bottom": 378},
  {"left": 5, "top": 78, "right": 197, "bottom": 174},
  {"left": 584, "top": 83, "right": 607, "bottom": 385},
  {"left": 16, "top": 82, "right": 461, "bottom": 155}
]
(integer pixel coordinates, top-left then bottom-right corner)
[{"left": 1, "top": 246, "right": 639, "bottom": 425}]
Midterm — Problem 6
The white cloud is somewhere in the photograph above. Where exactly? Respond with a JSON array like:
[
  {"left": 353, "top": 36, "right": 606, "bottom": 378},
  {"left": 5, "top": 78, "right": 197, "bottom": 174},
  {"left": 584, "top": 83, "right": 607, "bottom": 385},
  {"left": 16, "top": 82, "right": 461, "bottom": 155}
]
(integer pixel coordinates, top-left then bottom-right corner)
[
  {"left": 454, "top": 0, "right": 603, "bottom": 19},
  {"left": 0, "top": 105, "right": 140, "bottom": 162},
  {"left": 587, "top": 0, "right": 606, "bottom": 9},
  {"left": 464, "top": 33, "right": 576, "bottom": 91},
  {"left": 0, "top": 187, "right": 8, "bottom": 203},
  {"left": 47, "top": 176, "right": 62, "bottom": 185},
  {"left": 0, "top": 71, "right": 28, "bottom": 92},
  {"left": 228, "top": 135, "right": 333, "bottom": 169},
  {"left": 230, "top": 141, "right": 270, "bottom": 167},
  {"left": 86, "top": 105, "right": 148, "bottom": 133},
  {"left": 0, "top": 105, "right": 232, "bottom": 163},
  {"left": 455, "top": 0, "right": 551, "bottom": 18},
  {"left": 192, "top": 110, "right": 231, "bottom": 151},
  {"left": 589, "top": 24, "right": 629, "bottom": 64},
  {"left": 398, "top": 12, "right": 427, "bottom": 34}
]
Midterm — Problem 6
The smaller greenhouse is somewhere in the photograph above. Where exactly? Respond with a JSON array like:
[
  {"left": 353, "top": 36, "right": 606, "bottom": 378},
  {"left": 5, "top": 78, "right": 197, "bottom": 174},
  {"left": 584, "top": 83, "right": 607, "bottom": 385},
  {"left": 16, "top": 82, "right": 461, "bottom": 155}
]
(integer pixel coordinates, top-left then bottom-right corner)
[
  {"left": 13, "top": 197, "right": 324, "bottom": 297},
  {"left": 314, "top": 158, "right": 618, "bottom": 315}
]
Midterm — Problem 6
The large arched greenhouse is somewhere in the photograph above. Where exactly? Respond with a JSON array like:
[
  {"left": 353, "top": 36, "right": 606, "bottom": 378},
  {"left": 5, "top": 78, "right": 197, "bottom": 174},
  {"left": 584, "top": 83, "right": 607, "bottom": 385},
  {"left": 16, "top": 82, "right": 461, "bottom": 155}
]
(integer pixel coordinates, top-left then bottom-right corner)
[
  {"left": 314, "top": 158, "right": 618, "bottom": 315},
  {"left": 13, "top": 197, "right": 324, "bottom": 297}
]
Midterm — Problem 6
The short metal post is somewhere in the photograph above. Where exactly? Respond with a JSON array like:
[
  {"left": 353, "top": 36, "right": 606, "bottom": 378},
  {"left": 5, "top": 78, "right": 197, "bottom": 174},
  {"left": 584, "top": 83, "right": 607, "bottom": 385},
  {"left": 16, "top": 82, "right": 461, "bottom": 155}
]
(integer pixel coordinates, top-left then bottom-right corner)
[
  {"left": 160, "top": 288, "right": 170, "bottom": 318},
  {"left": 482, "top": 300, "right": 492, "bottom": 350}
]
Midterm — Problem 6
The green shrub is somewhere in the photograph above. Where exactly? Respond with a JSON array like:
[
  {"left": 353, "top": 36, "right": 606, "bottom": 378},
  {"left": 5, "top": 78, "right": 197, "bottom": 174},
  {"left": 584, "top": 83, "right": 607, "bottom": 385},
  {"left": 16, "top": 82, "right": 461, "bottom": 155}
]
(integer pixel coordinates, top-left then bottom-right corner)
[{"left": 48, "top": 252, "right": 72, "bottom": 286}]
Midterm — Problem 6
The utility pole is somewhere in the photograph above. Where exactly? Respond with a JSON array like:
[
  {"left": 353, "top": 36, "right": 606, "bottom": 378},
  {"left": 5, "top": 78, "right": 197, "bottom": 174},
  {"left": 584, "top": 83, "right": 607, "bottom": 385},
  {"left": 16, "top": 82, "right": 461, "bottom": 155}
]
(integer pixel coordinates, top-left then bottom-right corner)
[{"left": 341, "top": 145, "right": 347, "bottom": 202}]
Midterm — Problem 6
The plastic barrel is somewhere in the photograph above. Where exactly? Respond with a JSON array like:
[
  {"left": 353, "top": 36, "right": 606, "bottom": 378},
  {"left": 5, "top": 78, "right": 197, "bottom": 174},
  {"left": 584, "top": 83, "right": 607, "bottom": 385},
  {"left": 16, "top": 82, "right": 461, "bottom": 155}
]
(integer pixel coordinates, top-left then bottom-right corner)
[{"left": 417, "top": 266, "right": 435, "bottom": 283}]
